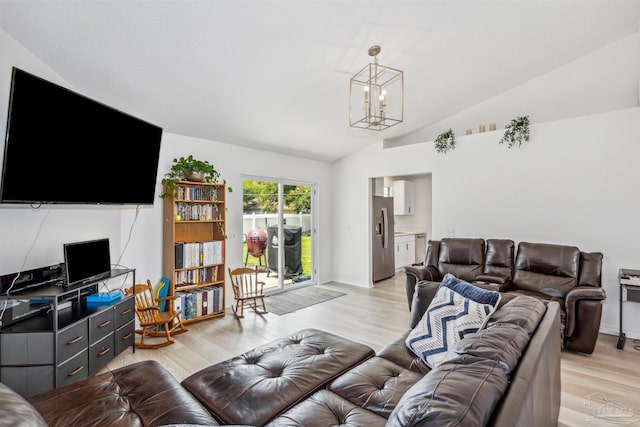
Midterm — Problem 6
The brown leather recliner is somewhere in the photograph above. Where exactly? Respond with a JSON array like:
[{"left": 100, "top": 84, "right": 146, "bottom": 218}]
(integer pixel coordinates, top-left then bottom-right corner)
[
  {"left": 506, "top": 242, "right": 605, "bottom": 354},
  {"left": 404, "top": 238, "right": 485, "bottom": 308},
  {"left": 404, "top": 238, "right": 606, "bottom": 354}
]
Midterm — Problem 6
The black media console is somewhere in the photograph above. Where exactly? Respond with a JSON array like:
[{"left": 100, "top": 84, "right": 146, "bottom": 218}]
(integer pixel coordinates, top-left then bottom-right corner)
[{"left": 0, "top": 266, "right": 136, "bottom": 397}]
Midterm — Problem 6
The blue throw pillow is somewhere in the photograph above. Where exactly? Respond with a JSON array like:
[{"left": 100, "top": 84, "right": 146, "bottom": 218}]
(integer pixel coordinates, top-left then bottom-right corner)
[
  {"left": 440, "top": 273, "right": 501, "bottom": 306},
  {"left": 405, "top": 274, "right": 501, "bottom": 368}
]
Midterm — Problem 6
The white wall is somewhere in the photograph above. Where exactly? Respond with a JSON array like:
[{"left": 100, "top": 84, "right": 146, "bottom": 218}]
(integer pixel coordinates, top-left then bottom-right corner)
[
  {"left": 387, "top": 31, "right": 640, "bottom": 148},
  {"left": 331, "top": 32, "right": 640, "bottom": 340},
  {"left": 0, "top": 29, "right": 332, "bottom": 305},
  {"left": 334, "top": 107, "right": 640, "bottom": 337}
]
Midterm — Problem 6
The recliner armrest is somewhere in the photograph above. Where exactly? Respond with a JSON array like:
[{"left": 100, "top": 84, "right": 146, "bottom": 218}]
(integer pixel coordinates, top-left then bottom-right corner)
[
  {"left": 474, "top": 273, "right": 512, "bottom": 291},
  {"left": 409, "top": 280, "right": 441, "bottom": 328},
  {"left": 404, "top": 265, "right": 440, "bottom": 282},
  {"left": 475, "top": 273, "right": 510, "bottom": 285},
  {"left": 565, "top": 286, "right": 606, "bottom": 337},
  {"left": 404, "top": 265, "right": 441, "bottom": 308}
]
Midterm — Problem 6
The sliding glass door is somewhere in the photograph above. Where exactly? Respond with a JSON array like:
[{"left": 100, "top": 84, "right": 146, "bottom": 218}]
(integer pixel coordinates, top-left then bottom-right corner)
[{"left": 241, "top": 176, "right": 316, "bottom": 293}]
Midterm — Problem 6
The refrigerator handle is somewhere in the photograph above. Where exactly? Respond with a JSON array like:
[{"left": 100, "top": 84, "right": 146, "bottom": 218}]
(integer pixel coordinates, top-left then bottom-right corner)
[{"left": 382, "top": 207, "right": 388, "bottom": 249}]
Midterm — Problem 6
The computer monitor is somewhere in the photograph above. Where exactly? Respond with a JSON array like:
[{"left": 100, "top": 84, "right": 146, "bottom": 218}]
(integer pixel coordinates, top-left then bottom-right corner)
[{"left": 63, "top": 238, "right": 111, "bottom": 286}]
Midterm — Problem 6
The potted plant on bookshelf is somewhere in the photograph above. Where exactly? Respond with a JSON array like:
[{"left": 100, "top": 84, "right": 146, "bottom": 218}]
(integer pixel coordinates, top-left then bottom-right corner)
[{"left": 160, "top": 155, "right": 226, "bottom": 199}]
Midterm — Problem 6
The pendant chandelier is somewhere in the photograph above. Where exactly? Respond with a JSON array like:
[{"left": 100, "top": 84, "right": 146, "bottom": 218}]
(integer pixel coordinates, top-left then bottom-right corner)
[{"left": 350, "top": 45, "right": 403, "bottom": 131}]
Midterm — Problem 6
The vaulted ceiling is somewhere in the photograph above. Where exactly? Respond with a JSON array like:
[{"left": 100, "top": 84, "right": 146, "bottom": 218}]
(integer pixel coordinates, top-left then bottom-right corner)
[{"left": 1, "top": 1, "right": 639, "bottom": 162}]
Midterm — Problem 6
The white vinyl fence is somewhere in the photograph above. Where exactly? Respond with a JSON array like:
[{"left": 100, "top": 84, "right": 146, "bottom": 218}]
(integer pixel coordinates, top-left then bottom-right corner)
[{"left": 242, "top": 212, "right": 312, "bottom": 236}]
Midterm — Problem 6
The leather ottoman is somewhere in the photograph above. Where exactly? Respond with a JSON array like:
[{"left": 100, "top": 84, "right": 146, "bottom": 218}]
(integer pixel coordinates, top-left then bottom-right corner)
[
  {"left": 27, "top": 360, "right": 218, "bottom": 427},
  {"left": 181, "top": 328, "right": 376, "bottom": 426}
]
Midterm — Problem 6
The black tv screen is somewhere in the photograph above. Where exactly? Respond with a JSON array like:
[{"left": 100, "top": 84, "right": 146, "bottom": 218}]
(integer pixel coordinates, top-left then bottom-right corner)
[
  {"left": 0, "top": 67, "right": 163, "bottom": 205},
  {"left": 64, "top": 238, "right": 111, "bottom": 286}
]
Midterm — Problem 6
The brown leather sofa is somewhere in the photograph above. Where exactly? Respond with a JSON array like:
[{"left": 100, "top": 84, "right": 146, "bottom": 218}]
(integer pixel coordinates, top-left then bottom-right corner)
[
  {"left": 404, "top": 238, "right": 606, "bottom": 354},
  {"left": 0, "top": 284, "right": 561, "bottom": 426}
]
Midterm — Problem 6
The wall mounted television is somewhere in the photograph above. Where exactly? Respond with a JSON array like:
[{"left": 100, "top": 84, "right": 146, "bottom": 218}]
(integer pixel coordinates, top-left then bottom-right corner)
[
  {"left": 63, "top": 238, "right": 111, "bottom": 286},
  {"left": 0, "top": 67, "right": 163, "bottom": 205}
]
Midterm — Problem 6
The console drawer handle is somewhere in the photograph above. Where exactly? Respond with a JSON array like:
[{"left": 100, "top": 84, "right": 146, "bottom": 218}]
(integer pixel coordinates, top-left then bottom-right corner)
[
  {"left": 120, "top": 308, "right": 132, "bottom": 316},
  {"left": 98, "top": 320, "right": 111, "bottom": 328},
  {"left": 97, "top": 347, "right": 111, "bottom": 357},
  {"left": 122, "top": 332, "right": 133, "bottom": 340},
  {"left": 68, "top": 365, "right": 84, "bottom": 377},
  {"left": 67, "top": 336, "right": 83, "bottom": 345}
]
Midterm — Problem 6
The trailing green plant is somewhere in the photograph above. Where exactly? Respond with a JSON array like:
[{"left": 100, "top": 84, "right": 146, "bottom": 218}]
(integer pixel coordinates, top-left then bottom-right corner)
[
  {"left": 160, "top": 155, "right": 231, "bottom": 198},
  {"left": 434, "top": 129, "right": 456, "bottom": 153},
  {"left": 499, "top": 115, "right": 530, "bottom": 148}
]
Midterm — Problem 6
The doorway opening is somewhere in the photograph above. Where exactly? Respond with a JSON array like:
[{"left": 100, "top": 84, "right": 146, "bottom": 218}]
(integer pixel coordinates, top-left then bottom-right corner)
[
  {"left": 369, "top": 173, "right": 432, "bottom": 286},
  {"left": 241, "top": 176, "right": 317, "bottom": 293}
]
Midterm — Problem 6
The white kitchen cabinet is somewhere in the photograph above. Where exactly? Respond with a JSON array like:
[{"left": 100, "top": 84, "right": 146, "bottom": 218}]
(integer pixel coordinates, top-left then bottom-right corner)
[
  {"left": 393, "top": 180, "right": 415, "bottom": 215},
  {"left": 395, "top": 234, "right": 416, "bottom": 270}
]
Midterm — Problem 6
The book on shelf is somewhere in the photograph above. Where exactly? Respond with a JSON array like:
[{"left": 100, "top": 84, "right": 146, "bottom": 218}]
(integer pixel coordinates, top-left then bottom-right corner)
[
  {"left": 175, "top": 240, "right": 224, "bottom": 269},
  {"left": 202, "top": 289, "right": 208, "bottom": 316},
  {"left": 174, "top": 291, "right": 185, "bottom": 320},
  {"left": 196, "top": 291, "right": 203, "bottom": 317},
  {"left": 213, "top": 286, "right": 220, "bottom": 312},
  {"left": 206, "top": 287, "right": 214, "bottom": 313},
  {"left": 175, "top": 243, "right": 184, "bottom": 269},
  {"left": 185, "top": 292, "right": 197, "bottom": 319}
]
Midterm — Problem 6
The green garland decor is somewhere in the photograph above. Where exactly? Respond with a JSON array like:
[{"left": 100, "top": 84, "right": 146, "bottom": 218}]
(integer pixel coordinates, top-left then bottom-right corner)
[
  {"left": 499, "top": 115, "right": 530, "bottom": 148},
  {"left": 434, "top": 128, "right": 456, "bottom": 153}
]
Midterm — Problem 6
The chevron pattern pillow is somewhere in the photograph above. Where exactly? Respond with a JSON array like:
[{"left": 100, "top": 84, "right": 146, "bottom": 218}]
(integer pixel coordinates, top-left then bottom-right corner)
[{"left": 405, "top": 274, "right": 501, "bottom": 368}]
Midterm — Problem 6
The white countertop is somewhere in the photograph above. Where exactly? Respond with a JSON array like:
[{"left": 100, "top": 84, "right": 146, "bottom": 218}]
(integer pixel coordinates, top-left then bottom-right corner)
[{"left": 394, "top": 228, "right": 427, "bottom": 237}]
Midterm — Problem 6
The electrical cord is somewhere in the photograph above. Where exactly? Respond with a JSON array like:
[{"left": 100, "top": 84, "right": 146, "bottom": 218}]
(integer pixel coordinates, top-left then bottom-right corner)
[
  {"left": 100, "top": 205, "right": 140, "bottom": 294},
  {"left": 0, "top": 205, "right": 51, "bottom": 326}
]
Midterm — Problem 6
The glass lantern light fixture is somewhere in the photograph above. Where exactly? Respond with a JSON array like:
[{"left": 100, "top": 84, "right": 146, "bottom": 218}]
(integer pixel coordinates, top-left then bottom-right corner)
[{"left": 350, "top": 45, "right": 403, "bottom": 131}]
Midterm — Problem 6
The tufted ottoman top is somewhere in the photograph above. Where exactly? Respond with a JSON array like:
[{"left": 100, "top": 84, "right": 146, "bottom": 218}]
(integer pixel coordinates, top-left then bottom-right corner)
[
  {"left": 27, "top": 360, "right": 219, "bottom": 427},
  {"left": 181, "top": 328, "right": 376, "bottom": 426}
]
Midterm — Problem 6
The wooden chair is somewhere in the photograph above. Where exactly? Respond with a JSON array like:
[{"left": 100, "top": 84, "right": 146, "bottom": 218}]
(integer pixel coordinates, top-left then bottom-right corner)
[
  {"left": 228, "top": 266, "right": 268, "bottom": 318},
  {"left": 124, "top": 279, "right": 188, "bottom": 349}
]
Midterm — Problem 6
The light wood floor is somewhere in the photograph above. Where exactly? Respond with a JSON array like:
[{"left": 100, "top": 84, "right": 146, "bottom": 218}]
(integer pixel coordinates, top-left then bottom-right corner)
[{"left": 104, "top": 275, "right": 640, "bottom": 426}]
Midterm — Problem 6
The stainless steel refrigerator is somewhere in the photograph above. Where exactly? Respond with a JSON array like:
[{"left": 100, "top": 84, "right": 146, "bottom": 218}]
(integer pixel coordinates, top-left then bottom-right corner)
[{"left": 372, "top": 195, "right": 395, "bottom": 282}]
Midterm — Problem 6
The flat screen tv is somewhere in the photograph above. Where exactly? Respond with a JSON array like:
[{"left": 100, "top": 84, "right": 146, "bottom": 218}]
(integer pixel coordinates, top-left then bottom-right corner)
[
  {"left": 0, "top": 67, "right": 163, "bottom": 205},
  {"left": 63, "top": 238, "right": 112, "bottom": 286}
]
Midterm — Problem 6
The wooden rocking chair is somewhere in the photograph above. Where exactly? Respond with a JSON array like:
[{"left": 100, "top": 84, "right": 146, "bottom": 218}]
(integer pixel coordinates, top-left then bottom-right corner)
[
  {"left": 124, "top": 279, "right": 188, "bottom": 349},
  {"left": 228, "top": 266, "right": 268, "bottom": 318}
]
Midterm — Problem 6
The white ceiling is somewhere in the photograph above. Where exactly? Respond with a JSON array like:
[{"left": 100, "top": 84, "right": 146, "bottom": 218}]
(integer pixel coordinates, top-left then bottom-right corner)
[{"left": 1, "top": 1, "right": 639, "bottom": 162}]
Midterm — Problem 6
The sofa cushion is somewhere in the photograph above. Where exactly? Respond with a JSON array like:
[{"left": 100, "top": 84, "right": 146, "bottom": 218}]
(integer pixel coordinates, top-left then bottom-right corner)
[
  {"left": 181, "top": 328, "right": 375, "bottom": 426},
  {"left": 265, "top": 389, "right": 387, "bottom": 427},
  {"left": 437, "top": 238, "right": 486, "bottom": 281},
  {"left": 579, "top": 251, "right": 604, "bottom": 287},
  {"left": 512, "top": 242, "right": 580, "bottom": 296},
  {"left": 0, "top": 382, "right": 47, "bottom": 427},
  {"left": 487, "top": 295, "right": 546, "bottom": 335},
  {"left": 328, "top": 356, "right": 423, "bottom": 418},
  {"left": 483, "top": 239, "right": 515, "bottom": 277},
  {"left": 440, "top": 323, "right": 531, "bottom": 374},
  {"left": 405, "top": 275, "right": 501, "bottom": 368},
  {"left": 505, "top": 289, "right": 566, "bottom": 341},
  {"left": 387, "top": 356, "right": 509, "bottom": 427},
  {"left": 377, "top": 331, "right": 431, "bottom": 375},
  {"left": 27, "top": 360, "right": 219, "bottom": 427}
]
